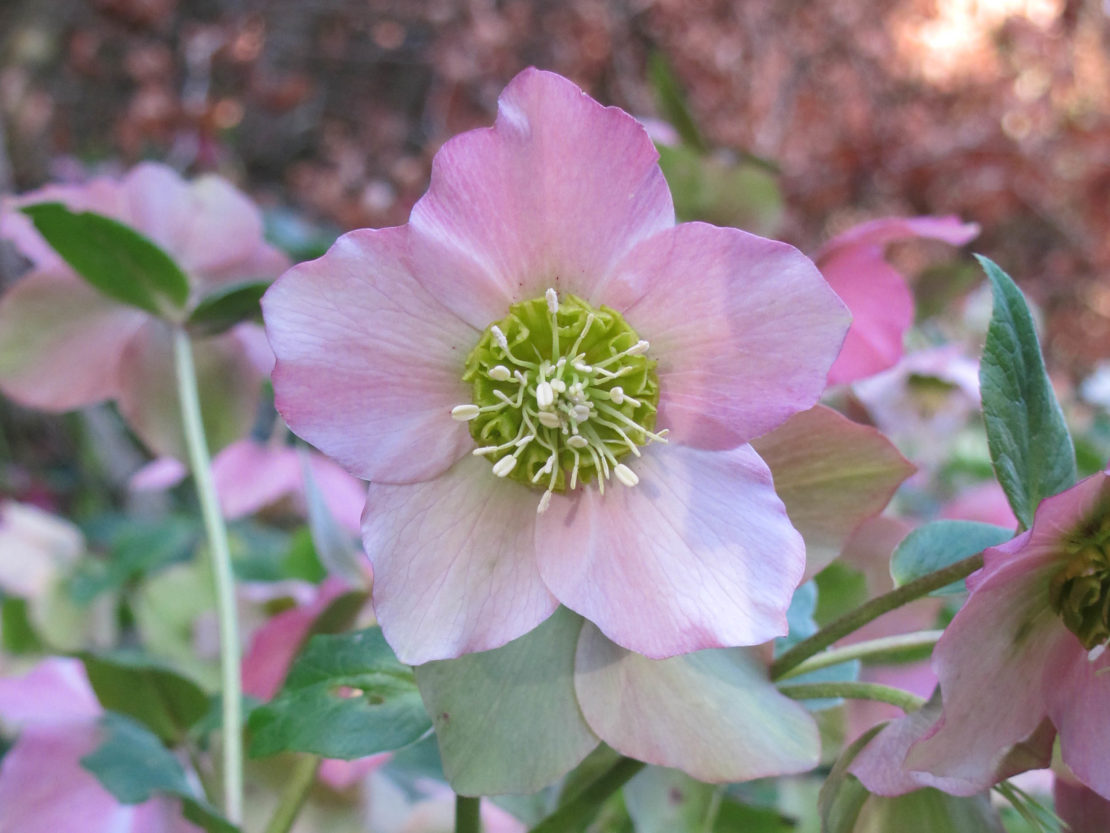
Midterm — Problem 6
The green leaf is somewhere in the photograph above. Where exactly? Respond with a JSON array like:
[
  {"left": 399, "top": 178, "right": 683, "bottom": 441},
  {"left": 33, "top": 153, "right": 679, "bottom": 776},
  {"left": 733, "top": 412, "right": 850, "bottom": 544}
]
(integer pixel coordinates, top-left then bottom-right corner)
[
  {"left": 21, "top": 203, "right": 190, "bottom": 315},
  {"left": 80, "top": 651, "right": 210, "bottom": 743},
  {"left": 775, "top": 581, "right": 860, "bottom": 709},
  {"left": 624, "top": 767, "right": 716, "bottom": 833},
  {"left": 978, "top": 255, "right": 1076, "bottom": 528},
  {"left": 890, "top": 520, "right": 1014, "bottom": 594},
  {"left": 186, "top": 280, "right": 270, "bottom": 337},
  {"left": 647, "top": 53, "right": 705, "bottom": 151},
  {"left": 0, "top": 597, "right": 44, "bottom": 653},
  {"left": 81, "top": 712, "right": 238, "bottom": 833},
  {"left": 415, "top": 606, "right": 598, "bottom": 796},
  {"left": 248, "top": 626, "right": 430, "bottom": 759}
]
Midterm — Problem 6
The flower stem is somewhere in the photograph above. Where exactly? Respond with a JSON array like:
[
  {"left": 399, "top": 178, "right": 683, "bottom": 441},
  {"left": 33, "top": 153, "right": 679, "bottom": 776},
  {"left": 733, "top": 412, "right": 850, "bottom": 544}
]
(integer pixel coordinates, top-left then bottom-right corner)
[
  {"left": 777, "top": 681, "right": 926, "bottom": 712},
  {"left": 774, "top": 630, "right": 944, "bottom": 681},
  {"left": 172, "top": 326, "right": 243, "bottom": 823},
  {"left": 264, "top": 755, "right": 321, "bottom": 833},
  {"left": 456, "top": 795, "right": 481, "bottom": 833},
  {"left": 529, "top": 757, "right": 645, "bottom": 833},
  {"left": 770, "top": 552, "right": 984, "bottom": 682}
]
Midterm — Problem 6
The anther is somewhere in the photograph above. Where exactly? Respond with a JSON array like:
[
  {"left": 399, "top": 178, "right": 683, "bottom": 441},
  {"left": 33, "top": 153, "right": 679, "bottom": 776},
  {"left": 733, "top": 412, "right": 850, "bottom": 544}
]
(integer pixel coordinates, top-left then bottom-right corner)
[
  {"left": 629, "top": 340, "right": 650, "bottom": 355},
  {"left": 537, "top": 411, "right": 561, "bottom": 428},
  {"left": 488, "top": 365, "right": 512, "bottom": 381},
  {"left": 451, "top": 404, "right": 481, "bottom": 421},
  {"left": 550, "top": 379, "right": 566, "bottom": 393},
  {"left": 536, "top": 381, "right": 555, "bottom": 409},
  {"left": 492, "top": 456, "right": 518, "bottom": 477},
  {"left": 537, "top": 490, "right": 553, "bottom": 514},
  {"left": 546, "top": 288, "right": 559, "bottom": 314},
  {"left": 491, "top": 325, "right": 510, "bottom": 351},
  {"left": 609, "top": 386, "right": 624, "bottom": 404},
  {"left": 614, "top": 463, "right": 639, "bottom": 487},
  {"left": 567, "top": 435, "right": 589, "bottom": 449},
  {"left": 571, "top": 404, "right": 592, "bottom": 422}
]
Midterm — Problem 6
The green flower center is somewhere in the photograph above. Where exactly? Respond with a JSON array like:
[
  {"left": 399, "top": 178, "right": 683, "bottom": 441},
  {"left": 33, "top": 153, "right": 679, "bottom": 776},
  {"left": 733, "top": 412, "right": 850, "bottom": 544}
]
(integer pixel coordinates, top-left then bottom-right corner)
[
  {"left": 453, "top": 289, "right": 664, "bottom": 512},
  {"left": 1050, "top": 517, "right": 1110, "bottom": 650}
]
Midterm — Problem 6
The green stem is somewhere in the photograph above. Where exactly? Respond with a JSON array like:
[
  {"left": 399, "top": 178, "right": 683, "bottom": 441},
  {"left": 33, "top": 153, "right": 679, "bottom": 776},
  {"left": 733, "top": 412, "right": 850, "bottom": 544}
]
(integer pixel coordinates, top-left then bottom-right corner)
[
  {"left": 172, "top": 327, "right": 243, "bottom": 823},
  {"left": 264, "top": 755, "right": 321, "bottom": 833},
  {"left": 775, "top": 630, "right": 944, "bottom": 681},
  {"left": 456, "top": 795, "right": 481, "bottom": 833},
  {"left": 770, "top": 553, "right": 984, "bottom": 681},
  {"left": 530, "top": 758, "right": 645, "bottom": 833},
  {"left": 778, "top": 681, "right": 926, "bottom": 712}
]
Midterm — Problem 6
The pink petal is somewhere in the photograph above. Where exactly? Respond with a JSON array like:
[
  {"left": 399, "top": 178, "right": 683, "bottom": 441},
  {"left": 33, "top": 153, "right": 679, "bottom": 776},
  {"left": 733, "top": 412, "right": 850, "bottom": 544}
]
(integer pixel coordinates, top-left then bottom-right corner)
[
  {"left": 941, "top": 481, "right": 1018, "bottom": 529},
  {"left": 750, "top": 405, "right": 914, "bottom": 579},
  {"left": 241, "top": 578, "right": 350, "bottom": 700},
  {"left": 535, "top": 444, "right": 803, "bottom": 658},
  {"left": 362, "top": 455, "right": 558, "bottom": 664},
  {"left": 0, "top": 721, "right": 199, "bottom": 833},
  {"left": 116, "top": 320, "right": 265, "bottom": 460},
  {"left": 129, "top": 457, "right": 188, "bottom": 492},
  {"left": 903, "top": 551, "right": 1072, "bottom": 788},
  {"left": 408, "top": 67, "right": 674, "bottom": 329},
  {"left": 263, "top": 226, "right": 477, "bottom": 484},
  {"left": 305, "top": 454, "right": 366, "bottom": 535},
  {"left": 819, "top": 216, "right": 979, "bottom": 386},
  {"left": 211, "top": 441, "right": 302, "bottom": 521},
  {"left": 0, "top": 658, "right": 100, "bottom": 725},
  {"left": 1055, "top": 777, "right": 1110, "bottom": 831},
  {"left": 0, "top": 502, "right": 84, "bottom": 601},
  {"left": 1048, "top": 644, "right": 1110, "bottom": 800},
  {"left": 574, "top": 623, "right": 819, "bottom": 782},
  {"left": 316, "top": 753, "right": 391, "bottom": 791},
  {"left": 0, "top": 270, "right": 146, "bottom": 410},
  {"left": 606, "top": 223, "right": 849, "bottom": 449}
]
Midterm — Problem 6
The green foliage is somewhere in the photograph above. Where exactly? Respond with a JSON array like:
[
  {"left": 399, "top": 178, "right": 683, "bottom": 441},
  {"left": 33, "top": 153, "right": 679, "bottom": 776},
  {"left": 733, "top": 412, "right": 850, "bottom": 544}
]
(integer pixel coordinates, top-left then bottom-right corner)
[
  {"left": 890, "top": 520, "right": 1014, "bottom": 594},
  {"left": 80, "top": 651, "right": 210, "bottom": 743},
  {"left": 0, "top": 596, "right": 44, "bottom": 653},
  {"left": 776, "top": 581, "right": 860, "bottom": 709},
  {"left": 978, "top": 256, "right": 1076, "bottom": 529},
  {"left": 81, "top": 712, "right": 238, "bottom": 833},
  {"left": 624, "top": 767, "right": 796, "bottom": 833},
  {"left": 71, "top": 514, "right": 200, "bottom": 602},
  {"left": 22, "top": 203, "right": 190, "bottom": 316},
  {"left": 647, "top": 52, "right": 705, "bottom": 151},
  {"left": 248, "top": 627, "right": 430, "bottom": 759},
  {"left": 187, "top": 281, "right": 271, "bottom": 337}
]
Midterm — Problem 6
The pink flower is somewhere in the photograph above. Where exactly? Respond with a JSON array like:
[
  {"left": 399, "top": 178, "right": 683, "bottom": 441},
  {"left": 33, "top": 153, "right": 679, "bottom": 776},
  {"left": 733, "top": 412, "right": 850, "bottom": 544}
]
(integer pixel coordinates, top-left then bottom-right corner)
[
  {"left": 852, "top": 471, "right": 1110, "bottom": 798},
  {"left": 0, "top": 658, "right": 200, "bottom": 833},
  {"left": 263, "top": 68, "right": 850, "bottom": 665},
  {"left": 818, "top": 216, "right": 979, "bottom": 386},
  {"left": 0, "top": 163, "right": 288, "bottom": 459}
]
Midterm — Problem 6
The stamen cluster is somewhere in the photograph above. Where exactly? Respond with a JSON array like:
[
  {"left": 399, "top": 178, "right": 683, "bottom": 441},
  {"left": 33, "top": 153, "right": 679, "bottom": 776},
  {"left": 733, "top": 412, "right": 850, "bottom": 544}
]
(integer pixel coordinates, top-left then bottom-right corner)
[
  {"left": 1052, "top": 511, "right": 1110, "bottom": 650},
  {"left": 452, "top": 288, "right": 664, "bottom": 512}
]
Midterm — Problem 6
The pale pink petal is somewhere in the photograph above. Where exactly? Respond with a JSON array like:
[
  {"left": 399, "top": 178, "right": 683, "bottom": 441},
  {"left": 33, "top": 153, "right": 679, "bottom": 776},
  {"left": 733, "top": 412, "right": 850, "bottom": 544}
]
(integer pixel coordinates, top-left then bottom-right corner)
[
  {"left": 903, "top": 553, "right": 1072, "bottom": 788},
  {"left": 941, "top": 481, "right": 1018, "bottom": 528},
  {"left": 317, "top": 753, "right": 390, "bottom": 791},
  {"left": 574, "top": 624, "right": 819, "bottom": 782},
  {"left": 241, "top": 578, "right": 350, "bottom": 699},
  {"left": 230, "top": 323, "right": 276, "bottom": 376},
  {"left": 264, "top": 226, "right": 476, "bottom": 484},
  {"left": 536, "top": 444, "right": 803, "bottom": 658},
  {"left": 408, "top": 67, "right": 674, "bottom": 328},
  {"left": 819, "top": 216, "right": 979, "bottom": 385},
  {"left": 0, "top": 270, "right": 146, "bottom": 410},
  {"left": 1048, "top": 644, "right": 1110, "bottom": 800},
  {"left": 363, "top": 455, "right": 558, "bottom": 664},
  {"left": 1055, "top": 777, "right": 1110, "bottom": 831},
  {"left": 305, "top": 454, "right": 366, "bottom": 535},
  {"left": 0, "top": 658, "right": 100, "bottom": 725},
  {"left": 0, "top": 502, "right": 84, "bottom": 600},
  {"left": 116, "top": 320, "right": 265, "bottom": 459},
  {"left": 212, "top": 441, "right": 302, "bottom": 521},
  {"left": 129, "top": 457, "right": 188, "bottom": 492},
  {"left": 0, "top": 721, "right": 199, "bottom": 833},
  {"left": 605, "top": 223, "right": 849, "bottom": 449}
]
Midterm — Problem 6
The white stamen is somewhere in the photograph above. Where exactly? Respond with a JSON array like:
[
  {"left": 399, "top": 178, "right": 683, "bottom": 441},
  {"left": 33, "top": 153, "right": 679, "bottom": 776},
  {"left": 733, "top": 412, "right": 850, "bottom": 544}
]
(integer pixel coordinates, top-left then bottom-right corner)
[
  {"left": 609, "top": 386, "right": 624, "bottom": 404},
  {"left": 567, "top": 435, "right": 589, "bottom": 449},
  {"left": 451, "top": 404, "right": 480, "bottom": 421},
  {"left": 571, "top": 404, "right": 592, "bottom": 422},
  {"left": 537, "top": 490, "right": 553, "bottom": 514},
  {"left": 549, "top": 379, "right": 566, "bottom": 393},
  {"left": 488, "top": 365, "right": 512, "bottom": 381},
  {"left": 629, "top": 339, "right": 650, "bottom": 355},
  {"left": 472, "top": 446, "right": 500, "bottom": 456},
  {"left": 545, "top": 287, "right": 559, "bottom": 314},
  {"left": 491, "top": 325, "right": 510, "bottom": 351},
  {"left": 492, "top": 456, "right": 518, "bottom": 477},
  {"left": 537, "top": 411, "right": 561, "bottom": 428},
  {"left": 614, "top": 463, "right": 639, "bottom": 488},
  {"left": 536, "top": 381, "right": 555, "bottom": 409},
  {"left": 572, "top": 361, "right": 593, "bottom": 374},
  {"left": 515, "top": 434, "right": 535, "bottom": 447},
  {"left": 1090, "top": 644, "right": 1107, "bottom": 663}
]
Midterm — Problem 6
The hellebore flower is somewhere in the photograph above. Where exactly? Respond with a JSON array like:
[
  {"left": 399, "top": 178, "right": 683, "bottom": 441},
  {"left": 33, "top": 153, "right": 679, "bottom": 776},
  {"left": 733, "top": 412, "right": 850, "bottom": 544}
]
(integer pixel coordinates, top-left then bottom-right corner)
[
  {"left": 852, "top": 471, "right": 1110, "bottom": 798},
  {"left": 818, "top": 216, "right": 979, "bottom": 386},
  {"left": 263, "top": 68, "right": 850, "bottom": 665},
  {"left": 0, "top": 658, "right": 200, "bottom": 833},
  {"left": 0, "top": 163, "right": 287, "bottom": 459}
]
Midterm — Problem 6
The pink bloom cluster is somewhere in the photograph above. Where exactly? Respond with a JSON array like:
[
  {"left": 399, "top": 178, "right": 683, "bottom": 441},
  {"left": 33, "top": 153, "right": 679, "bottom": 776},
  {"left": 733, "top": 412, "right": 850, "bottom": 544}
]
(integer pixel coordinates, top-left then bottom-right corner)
[{"left": 263, "top": 68, "right": 852, "bottom": 667}]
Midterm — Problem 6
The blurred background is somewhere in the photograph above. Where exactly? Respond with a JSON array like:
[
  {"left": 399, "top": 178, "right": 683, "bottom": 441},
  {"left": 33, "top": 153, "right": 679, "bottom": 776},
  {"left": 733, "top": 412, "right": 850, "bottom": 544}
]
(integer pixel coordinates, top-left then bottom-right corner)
[{"left": 0, "top": 0, "right": 1107, "bottom": 376}]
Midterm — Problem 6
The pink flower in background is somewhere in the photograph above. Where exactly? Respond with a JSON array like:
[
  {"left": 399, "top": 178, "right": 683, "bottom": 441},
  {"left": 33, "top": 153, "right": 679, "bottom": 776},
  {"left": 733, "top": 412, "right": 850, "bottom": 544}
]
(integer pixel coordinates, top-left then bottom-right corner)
[
  {"left": 263, "top": 67, "right": 850, "bottom": 665},
  {"left": 0, "top": 500, "right": 83, "bottom": 601},
  {"left": 0, "top": 659, "right": 200, "bottom": 833},
  {"left": 853, "top": 471, "right": 1110, "bottom": 798},
  {"left": 818, "top": 216, "right": 979, "bottom": 385},
  {"left": 0, "top": 163, "right": 288, "bottom": 459}
]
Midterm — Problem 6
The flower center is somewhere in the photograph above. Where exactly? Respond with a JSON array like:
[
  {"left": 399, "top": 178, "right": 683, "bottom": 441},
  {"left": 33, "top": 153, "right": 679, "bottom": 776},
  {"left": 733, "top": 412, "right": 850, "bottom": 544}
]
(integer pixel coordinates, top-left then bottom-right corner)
[
  {"left": 452, "top": 288, "right": 665, "bottom": 512},
  {"left": 1050, "top": 517, "right": 1110, "bottom": 650}
]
